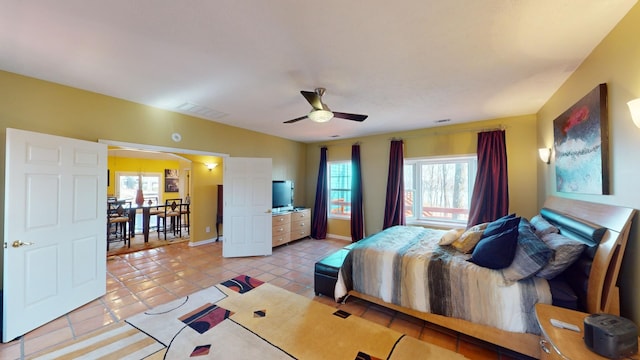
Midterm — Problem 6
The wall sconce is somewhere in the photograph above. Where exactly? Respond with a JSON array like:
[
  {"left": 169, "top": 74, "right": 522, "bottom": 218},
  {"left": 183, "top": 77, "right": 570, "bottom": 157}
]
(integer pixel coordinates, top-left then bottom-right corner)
[
  {"left": 205, "top": 163, "right": 218, "bottom": 171},
  {"left": 627, "top": 98, "right": 640, "bottom": 128},
  {"left": 538, "top": 148, "right": 551, "bottom": 164}
]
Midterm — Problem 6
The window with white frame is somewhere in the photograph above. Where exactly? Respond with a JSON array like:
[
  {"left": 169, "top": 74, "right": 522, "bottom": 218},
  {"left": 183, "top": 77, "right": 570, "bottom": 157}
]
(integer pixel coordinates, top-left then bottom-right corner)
[
  {"left": 328, "top": 161, "right": 352, "bottom": 218},
  {"left": 404, "top": 155, "right": 477, "bottom": 226},
  {"left": 115, "top": 172, "right": 161, "bottom": 202}
]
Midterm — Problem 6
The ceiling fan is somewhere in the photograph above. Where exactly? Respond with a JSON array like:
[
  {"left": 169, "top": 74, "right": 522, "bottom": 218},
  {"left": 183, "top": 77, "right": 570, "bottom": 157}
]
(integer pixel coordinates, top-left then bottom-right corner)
[{"left": 284, "top": 88, "right": 368, "bottom": 124}]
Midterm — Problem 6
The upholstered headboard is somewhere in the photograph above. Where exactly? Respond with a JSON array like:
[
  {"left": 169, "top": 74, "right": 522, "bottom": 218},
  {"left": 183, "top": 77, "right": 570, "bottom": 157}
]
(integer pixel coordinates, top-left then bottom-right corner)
[{"left": 541, "top": 196, "right": 635, "bottom": 315}]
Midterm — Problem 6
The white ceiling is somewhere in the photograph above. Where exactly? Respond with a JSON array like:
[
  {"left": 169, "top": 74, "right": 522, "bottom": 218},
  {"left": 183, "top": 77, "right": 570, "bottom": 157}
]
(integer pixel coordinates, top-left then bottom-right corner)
[{"left": 1, "top": 1, "right": 636, "bottom": 143}]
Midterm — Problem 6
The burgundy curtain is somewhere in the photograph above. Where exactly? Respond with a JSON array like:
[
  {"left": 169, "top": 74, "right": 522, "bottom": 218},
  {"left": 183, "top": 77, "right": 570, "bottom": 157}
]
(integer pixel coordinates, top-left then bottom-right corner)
[
  {"left": 350, "top": 144, "right": 364, "bottom": 242},
  {"left": 311, "top": 147, "right": 328, "bottom": 239},
  {"left": 467, "top": 130, "right": 509, "bottom": 228},
  {"left": 383, "top": 140, "right": 405, "bottom": 229}
]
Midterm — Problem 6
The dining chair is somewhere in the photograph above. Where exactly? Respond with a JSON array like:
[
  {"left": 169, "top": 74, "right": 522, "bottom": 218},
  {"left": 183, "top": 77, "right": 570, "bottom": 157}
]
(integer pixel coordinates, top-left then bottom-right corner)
[
  {"left": 157, "top": 198, "right": 182, "bottom": 240},
  {"left": 180, "top": 198, "right": 190, "bottom": 236},
  {"left": 107, "top": 200, "right": 131, "bottom": 250}
]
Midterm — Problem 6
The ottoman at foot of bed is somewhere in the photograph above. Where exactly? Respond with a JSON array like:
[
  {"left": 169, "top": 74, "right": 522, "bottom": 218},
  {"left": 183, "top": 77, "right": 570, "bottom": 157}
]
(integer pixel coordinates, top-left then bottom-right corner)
[{"left": 314, "top": 247, "right": 351, "bottom": 298}]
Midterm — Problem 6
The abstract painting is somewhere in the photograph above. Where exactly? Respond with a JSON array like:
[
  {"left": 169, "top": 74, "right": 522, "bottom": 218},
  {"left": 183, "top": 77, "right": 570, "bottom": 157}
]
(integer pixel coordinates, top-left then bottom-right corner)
[{"left": 553, "top": 83, "right": 609, "bottom": 194}]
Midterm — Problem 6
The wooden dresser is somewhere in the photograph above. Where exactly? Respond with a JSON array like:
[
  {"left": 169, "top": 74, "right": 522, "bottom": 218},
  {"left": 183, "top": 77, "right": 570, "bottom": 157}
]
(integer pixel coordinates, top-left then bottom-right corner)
[
  {"left": 272, "top": 208, "right": 311, "bottom": 247},
  {"left": 290, "top": 208, "right": 311, "bottom": 241}
]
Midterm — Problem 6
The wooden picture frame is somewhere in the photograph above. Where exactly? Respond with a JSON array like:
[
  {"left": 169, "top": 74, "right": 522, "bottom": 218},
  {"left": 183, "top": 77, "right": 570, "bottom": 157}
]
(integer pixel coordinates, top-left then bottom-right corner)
[{"left": 553, "top": 83, "right": 609, "bottom": 194}]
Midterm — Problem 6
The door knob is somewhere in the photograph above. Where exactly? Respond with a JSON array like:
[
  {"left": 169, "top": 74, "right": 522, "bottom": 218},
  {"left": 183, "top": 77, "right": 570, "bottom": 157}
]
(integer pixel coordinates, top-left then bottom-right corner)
[{"left": 12, "top": 240, "right": 34, "bottom": 248}]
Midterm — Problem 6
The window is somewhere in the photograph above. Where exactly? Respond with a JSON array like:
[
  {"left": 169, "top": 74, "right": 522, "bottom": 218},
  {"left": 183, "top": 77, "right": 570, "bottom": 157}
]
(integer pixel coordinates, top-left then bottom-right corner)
[
  {"left": 115, "top": 172, "right": 161, "bottom": 202},
  {"left": 328, "top": 161, "right": 352, "bottom": 218},
  {"left": 404, "top": 155, "right": 477, "bottom": 226}
]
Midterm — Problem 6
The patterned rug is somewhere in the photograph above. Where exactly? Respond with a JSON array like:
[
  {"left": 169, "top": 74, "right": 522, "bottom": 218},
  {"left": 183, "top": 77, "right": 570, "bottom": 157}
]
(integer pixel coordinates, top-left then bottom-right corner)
[{"left": 34, "top": 275, "right": 466, "bottom": 359}]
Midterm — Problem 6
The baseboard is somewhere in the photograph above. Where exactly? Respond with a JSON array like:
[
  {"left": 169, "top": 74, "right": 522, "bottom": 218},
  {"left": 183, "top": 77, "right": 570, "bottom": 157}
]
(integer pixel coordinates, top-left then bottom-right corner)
[
  {"left": 188, "top": 236, "right": 223, "bottom": 247},
  {"left": 326, "top": 233, "right": 352, "bottom": 242}
]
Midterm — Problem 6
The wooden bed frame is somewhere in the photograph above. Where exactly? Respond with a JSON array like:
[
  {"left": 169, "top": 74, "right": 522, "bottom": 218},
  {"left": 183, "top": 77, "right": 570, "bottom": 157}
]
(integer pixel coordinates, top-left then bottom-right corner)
[{"left": 347, "top": 196, "right": 635, "bottom": 359}]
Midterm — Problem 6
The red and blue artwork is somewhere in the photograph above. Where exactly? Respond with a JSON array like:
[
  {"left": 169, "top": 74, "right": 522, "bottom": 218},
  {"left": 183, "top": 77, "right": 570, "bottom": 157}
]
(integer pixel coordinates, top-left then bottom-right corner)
[{"left": 553, "top": 84, "right": 609, "bottom": 194}]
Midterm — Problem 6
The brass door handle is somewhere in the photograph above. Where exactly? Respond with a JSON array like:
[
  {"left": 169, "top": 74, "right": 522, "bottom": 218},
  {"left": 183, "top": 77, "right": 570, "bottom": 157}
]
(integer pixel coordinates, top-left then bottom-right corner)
[{"left": 12, "top": 240, "right": 34, "bottom": 248}]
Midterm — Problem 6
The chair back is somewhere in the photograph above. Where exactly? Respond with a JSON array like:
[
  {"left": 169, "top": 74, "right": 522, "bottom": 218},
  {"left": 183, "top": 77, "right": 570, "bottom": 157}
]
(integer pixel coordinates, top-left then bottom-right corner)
[
  {"left": 165, "top": 198, "right": 182, "bottom": 215},
  {"left": 108, "top": 200, "right": 131, "bottom": 219}
]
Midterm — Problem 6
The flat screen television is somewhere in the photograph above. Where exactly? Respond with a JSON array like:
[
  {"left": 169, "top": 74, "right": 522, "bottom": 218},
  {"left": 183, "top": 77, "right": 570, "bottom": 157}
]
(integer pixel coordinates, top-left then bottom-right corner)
[{"left": 272, "top": 180, "right": 293, "bottom": 211}]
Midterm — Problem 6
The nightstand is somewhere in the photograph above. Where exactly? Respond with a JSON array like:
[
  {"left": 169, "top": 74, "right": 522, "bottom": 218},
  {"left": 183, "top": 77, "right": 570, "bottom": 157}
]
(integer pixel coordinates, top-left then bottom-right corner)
[{"left": 535, "top": 303, "right": 639, "bottom": 359}]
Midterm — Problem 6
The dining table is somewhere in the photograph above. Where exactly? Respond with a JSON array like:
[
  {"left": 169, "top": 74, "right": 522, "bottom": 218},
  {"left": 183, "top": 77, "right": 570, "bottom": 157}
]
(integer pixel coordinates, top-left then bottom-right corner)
[{"left": 128, "top": 204, "right": 164, "bottom": 243}]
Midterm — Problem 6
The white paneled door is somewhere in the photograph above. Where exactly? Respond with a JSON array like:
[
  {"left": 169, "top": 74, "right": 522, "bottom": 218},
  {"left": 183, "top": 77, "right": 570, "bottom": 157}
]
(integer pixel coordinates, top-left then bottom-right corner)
[
  {"left": 222, "top": 157, "right": 272, "bottom": 258},
  {"left": 2, "top": 128, "right": 107, "bottom": 342}
]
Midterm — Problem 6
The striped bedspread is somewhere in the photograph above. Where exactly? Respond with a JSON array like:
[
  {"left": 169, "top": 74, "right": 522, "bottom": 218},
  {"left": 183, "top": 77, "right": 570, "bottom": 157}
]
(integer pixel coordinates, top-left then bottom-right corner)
[{"left": 336, "top": 225, "right": 552, "bottom": 334}]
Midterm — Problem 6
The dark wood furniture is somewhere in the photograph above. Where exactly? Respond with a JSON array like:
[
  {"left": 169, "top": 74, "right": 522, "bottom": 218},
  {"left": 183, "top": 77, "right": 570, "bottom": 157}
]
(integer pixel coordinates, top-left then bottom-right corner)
[
  {"left": 216, "top": 184, "right": 223, "bottom": 241},
  {"left": 107, "top": 200, "right": 131, "bottom": 250},
  {"left": 157, "top": 198, "right": 182, "bottom": 240}
]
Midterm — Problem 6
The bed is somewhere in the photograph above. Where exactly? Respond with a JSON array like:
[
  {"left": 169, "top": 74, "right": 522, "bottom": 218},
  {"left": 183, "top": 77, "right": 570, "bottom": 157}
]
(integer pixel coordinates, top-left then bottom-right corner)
[{"left": 335, "top": 196, "right": 635, "bottom": 358}]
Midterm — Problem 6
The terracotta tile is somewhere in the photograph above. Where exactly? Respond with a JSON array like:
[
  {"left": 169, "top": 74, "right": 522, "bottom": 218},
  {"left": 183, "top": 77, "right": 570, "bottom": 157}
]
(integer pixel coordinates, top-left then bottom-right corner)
[
  {"left": 24, "top": 315, "right": 69, "bottom": 339},
  {"left": 71, "top": 314, "right": 116, "bottom": 336},
  {"left": 171, "top": 284, "right": 201, "bottom": 297},
  {"left": 419, "top": 326, "right": 458, "bottom": 352},
  {"left": 458, "top": 336, "right": 500, "bottom": 360},
  {"left": 389, "top": 315, "right": 423, "bottom": 338},
  {"left": 269, "top": 277, "right": 292, "bottom": 288},
  {"left": 111, "top": 302, "right": 149, "bottom": 321},
  {"left": 136, "top": 285, "right": 173, "bottom": 300},
  {"left": 269, "top": 267, "right": 291, "bottom": 276},
  {"left": 144, "top": 291, "right": 180, "bottom": 308},
  {"left": 338, "top": 298, "right": 369, "bottom": 317},
  {"left": 23, "top": 326, "right": 74, "bottom": 357},
  {"left": 361, "top": 306, "right": 394, "bottom": 327},
  {"left": 0, "top": 341, "right": 21, "bottom": 360},
  {"left": 68, "top": 304, "right": 111, "bottom": 323},
  {"left": 108, "top": 293, "right": 142, "bottom": 309}
]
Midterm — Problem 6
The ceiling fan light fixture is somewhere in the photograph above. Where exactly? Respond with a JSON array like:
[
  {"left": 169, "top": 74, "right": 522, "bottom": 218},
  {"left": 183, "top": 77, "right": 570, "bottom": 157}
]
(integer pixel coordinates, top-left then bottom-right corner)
[{"left": 308, "top": 109, "right": 334, "bottom": 123}]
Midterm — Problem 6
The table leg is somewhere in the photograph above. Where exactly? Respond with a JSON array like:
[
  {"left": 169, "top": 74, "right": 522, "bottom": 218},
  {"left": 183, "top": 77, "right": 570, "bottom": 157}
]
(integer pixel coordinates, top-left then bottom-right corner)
[{"left": 143, "top": 207, "right": 150, "bottom": 243}]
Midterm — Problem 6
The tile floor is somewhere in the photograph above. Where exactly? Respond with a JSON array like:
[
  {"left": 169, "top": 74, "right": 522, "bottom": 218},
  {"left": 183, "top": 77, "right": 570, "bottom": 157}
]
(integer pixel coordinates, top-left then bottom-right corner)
[{"left": 0, "top": 237, "right": 533, "bottom": 360}]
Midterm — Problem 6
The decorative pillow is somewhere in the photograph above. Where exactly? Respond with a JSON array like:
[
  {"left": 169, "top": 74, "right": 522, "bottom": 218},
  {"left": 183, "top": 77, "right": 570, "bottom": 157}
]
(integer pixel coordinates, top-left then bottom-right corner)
[
  {"left": 530, "top": 214, "right": 560, "bottom": 238},
  {"left": 451, "top": 223, "right": 489, "bottom": 254},
  {"left": 438, "top": 228, "right": 465, "bottom": 246},
  {"left": 468, "top": 226, "right": 519, "bottom": 270},
  {"left": 482, "top": 214, "right": 520, "bottom": 239},
  {"left": 536, "top": 233, "right": 586, "bottom": 279},
  {"left": 502, "top": 219, "right": 553, "bottom": 281}
]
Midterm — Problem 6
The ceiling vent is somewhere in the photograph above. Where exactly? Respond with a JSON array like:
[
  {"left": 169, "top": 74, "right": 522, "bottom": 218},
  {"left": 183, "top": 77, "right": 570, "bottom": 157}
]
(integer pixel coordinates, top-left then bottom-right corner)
[{"left": 176, "top": 102, "right": 227, "bottom": 119}]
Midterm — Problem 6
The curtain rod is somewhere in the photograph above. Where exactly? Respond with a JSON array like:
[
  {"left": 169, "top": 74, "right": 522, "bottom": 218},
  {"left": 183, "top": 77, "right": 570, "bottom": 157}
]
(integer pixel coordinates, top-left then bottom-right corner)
[{"left": 388, "top": 124, "right": 506, "bottom": 140}]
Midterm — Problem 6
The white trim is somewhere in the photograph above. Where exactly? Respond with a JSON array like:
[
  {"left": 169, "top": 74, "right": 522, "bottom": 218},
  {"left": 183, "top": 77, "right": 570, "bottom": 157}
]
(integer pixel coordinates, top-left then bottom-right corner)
[
  {"left": 188, "top": 237, "right": 223, "bottom": 246},
  {"left": 99, "top": 139, "right": 229, "bottom": 158}
]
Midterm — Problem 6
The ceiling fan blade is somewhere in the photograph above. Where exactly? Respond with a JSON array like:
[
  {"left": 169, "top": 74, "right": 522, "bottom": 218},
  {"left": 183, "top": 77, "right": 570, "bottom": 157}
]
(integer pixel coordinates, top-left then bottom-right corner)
[
  {"left": 333, "top": 112, "right": 368, "bottom": 122},
  {"left": 283, "top": 115, "right": 308, "bottom": 124},
  {"left": 301, "top": 90, "right": 323, "bottom": 110}
]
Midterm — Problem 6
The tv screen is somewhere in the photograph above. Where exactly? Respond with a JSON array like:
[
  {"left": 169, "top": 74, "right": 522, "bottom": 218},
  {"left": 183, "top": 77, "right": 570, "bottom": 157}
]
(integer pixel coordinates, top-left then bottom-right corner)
[{"left": 272, "top": 180, "right": 293, "bottom": 210}]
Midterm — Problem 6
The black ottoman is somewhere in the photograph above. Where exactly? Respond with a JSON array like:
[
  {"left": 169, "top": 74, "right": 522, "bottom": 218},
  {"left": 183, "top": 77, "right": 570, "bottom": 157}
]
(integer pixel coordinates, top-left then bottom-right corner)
[{"left": 314, "top": 248, "right": 350, "bottom": 298}]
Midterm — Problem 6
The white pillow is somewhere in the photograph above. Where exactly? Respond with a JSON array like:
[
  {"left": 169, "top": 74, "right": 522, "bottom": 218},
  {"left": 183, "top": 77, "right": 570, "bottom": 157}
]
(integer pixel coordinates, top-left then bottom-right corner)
[{"left": 438, "top": 228, "right": 464, "bottom": 245}]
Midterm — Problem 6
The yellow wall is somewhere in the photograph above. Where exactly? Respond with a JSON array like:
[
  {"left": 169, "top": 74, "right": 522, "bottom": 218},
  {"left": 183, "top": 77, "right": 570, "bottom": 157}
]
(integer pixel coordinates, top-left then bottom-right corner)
[
  {"left": 107, "top": 156, "right": 181, "bottom": 200},
  {"left": 304, "top": 114, "right": 538, "bottom": 238},
  {"left": 537, "top": 3, "right": 640, "bottom": 325},
  {"left": 0, "top": 70, "right": 308, "bottom": 251}
]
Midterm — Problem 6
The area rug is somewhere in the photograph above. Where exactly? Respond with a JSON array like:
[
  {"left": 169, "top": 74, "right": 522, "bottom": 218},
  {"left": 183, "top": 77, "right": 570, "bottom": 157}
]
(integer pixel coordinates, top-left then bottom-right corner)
[
  {"left": 107, "top": 235, "right": 189, "bottom": 257},
  {"left": 34, "top": 275, "right": 466, "bottom": 359}
]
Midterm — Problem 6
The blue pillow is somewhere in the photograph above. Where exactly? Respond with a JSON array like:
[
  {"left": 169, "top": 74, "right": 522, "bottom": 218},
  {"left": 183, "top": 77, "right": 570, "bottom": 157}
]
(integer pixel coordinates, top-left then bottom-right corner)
[
  {"left": 483, "top": 215, "right": 520, "bottom": 238},
  {"left": 469, "top": 226, "right": 519, "bottom": 269}
]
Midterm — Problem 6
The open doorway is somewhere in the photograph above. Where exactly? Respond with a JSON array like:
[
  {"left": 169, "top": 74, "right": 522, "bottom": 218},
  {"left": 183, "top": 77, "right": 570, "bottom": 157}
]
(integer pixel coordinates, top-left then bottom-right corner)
[{"left": 101, "top": 139, "right": 227, "bottom": 254}]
